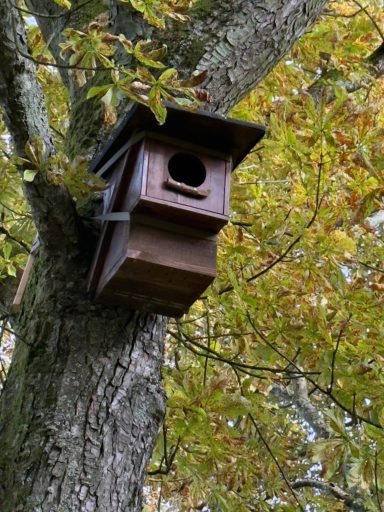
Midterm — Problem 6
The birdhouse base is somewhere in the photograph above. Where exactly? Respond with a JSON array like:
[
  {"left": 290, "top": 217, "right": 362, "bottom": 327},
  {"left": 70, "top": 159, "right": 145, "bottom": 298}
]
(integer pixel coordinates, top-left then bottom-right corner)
[{"left": 90, "top": 215, "right": 217, "bottom": 317}]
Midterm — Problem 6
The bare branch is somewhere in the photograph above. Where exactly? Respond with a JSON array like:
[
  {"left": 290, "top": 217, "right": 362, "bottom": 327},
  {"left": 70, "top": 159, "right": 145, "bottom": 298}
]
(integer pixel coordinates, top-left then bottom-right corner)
[
  {"left": 289, "top": 376, "right": 331, "bottom": 439},
  {"left": 350, "top": 0, "right": 384, "bottom": 42},
  {"left": 219, "top": 153, "right": 324, "bottom": 295},
  {"left": 0, "top": 226, "right": 30, "bottom": 253},
  {"left": 359, "top": 260, "right": 384, "bottom": 275},
  {"left": 292, "top": 479, "right": 367, "bottom": 511},
  {"left": 249, "top": 414, "right": 305, "bottom": 512},
  {"left": 375, "top": 450, "right": 383, "bottom": 512},
  {"left": 329, "top": 316, "right": 352, "bottom": 394},
  {"left": 170, "top": 330, "right": 320, "bottom": 376},
  {"left": 309, "top": 41, "right": 384, "bottom": 103},
  {"left": 11, "top": 0, "right": 95, "bottom": 20},
  {"left": 247, "top": 313, "right": 384, "bottom": 431},
  {"left": 184, "top": 1, "right": 327, "bottom": 113}
]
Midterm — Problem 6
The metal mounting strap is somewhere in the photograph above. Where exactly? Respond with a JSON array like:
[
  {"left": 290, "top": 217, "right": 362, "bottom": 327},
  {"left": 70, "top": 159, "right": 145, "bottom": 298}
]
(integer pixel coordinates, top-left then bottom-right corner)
[{"left": 94, "top": 212, "right": 131, "bottom": 222}]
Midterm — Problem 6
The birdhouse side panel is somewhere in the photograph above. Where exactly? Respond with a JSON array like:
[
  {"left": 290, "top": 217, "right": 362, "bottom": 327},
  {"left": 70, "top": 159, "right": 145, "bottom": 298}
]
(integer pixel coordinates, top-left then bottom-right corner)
[
  {"left": 88, "top": 141, "right": 145, "bottom": 295},
  {"left": 87, "top": 151, "right": 131, "bottom": 294},
  {"left": 117, "top": 140, "right": 146, "bottom": 213}
]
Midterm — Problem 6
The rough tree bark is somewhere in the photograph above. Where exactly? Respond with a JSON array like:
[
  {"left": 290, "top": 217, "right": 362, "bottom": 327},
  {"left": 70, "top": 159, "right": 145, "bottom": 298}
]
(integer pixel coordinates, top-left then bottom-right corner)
[{"left": 0, "top": 1, "right": 327, "bottom": 510}]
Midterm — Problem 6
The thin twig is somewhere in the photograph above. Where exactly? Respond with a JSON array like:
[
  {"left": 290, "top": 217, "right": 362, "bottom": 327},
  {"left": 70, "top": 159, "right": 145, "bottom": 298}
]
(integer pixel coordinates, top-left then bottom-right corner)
[
  {"left": 166, "top": 331, "right": 254, "bottom": 341},
  {"left": 203, "top": 310, "right": 210, "bottom": 387},
  {"left": 0, "top": 315, "right": 9, "bottom": 347},
  {"left": 246, "top": 313, "right": 383, "bottom": 430},
  {"left": 329, "top": 316, "right": 352, "bottom": 394},
  {"left": 0, "top": 201, "right": 32, "bottom": 219},
  {"left": 0, "top": 225, "right": 30, "bottom": 253},
  {"left": 148, "top": 437, "right": 181, "bottom": 476},
  {"left": 157, "top": 481, "right": 163, "bottom": 512},
  {"left": 359, "top": 260, "right": 384, "bottom": 275},
  {"left": 249, "top": 414, "right": 305, "bottom": 511},
  {"left": 2, "top": 326, "right": 32, "bottom": 347},
  {"left": 234, "top": 372, "right": 305, "bottom": 510},
  {"left": 178, "top": 337, "right": 266, "bottom": 380},
  {"left": 352, "top": 392, "right": 357, "bottom": 425},
  {"left": 171, "top": 330, "right": 320, "bottom": 376},
  {"left": 323, "top": 7, "right": 364, "bottom": 19},
  {"left": 16, "top": 45, "right": 115, "bottom": 72},
  {"left": 10, "top": 10, "right": 118, "bottom": 72},
  {"left": 238, "top": 179, "right": 290, "bottom": 184},
  {"left": 50, "top": 124, "right": 66, "bottom": 140},
  {"left": 11, "top": 0, "right": 95, "bottom": 20},
  {"left": 375, "top": 449, "right": 383, "bottom": 512},
  {"left": 163, "top": 422, "right": 168, "bottom": 468},
  {"left": 292, "top": 479, "right": 360, "bottom": 504},
  {"left": 219, "top": 161, "right": 323, "bottom": 294},
  {"left": 350, "top": 0, "right": 384, "bottom": 42}
]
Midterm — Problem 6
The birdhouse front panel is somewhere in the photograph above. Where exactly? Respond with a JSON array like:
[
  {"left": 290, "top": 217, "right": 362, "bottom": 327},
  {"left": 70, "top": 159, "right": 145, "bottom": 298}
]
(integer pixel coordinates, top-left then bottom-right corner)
[
  {"left": 144, "top": 138, "right": 230, "bottom": 214},
  {"left": 115, "top": 136, "right": 232, "bottom": 233}
]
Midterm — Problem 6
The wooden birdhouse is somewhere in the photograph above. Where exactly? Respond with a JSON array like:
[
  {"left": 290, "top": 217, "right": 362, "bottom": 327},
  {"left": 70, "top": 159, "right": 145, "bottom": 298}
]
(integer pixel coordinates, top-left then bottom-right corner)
[{"left": 88, "top": 103, "right": 264, "bottom": 316}]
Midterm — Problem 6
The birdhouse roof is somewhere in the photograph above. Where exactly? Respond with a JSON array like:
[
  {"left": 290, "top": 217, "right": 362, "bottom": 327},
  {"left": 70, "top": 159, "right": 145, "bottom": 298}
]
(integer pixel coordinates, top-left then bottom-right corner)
[{"left": 90, "top": 102, "right": 265, "bottom": 173}]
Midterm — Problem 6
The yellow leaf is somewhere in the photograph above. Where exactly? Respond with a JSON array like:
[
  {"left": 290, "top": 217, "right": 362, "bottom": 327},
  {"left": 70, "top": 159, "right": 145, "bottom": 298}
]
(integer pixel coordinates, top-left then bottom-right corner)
[
  {"left": 54, "top": 0, "right": 71, "bottom": 8},
  {"left": 329, "top": 230, "right": 356, "bottom": 255}
]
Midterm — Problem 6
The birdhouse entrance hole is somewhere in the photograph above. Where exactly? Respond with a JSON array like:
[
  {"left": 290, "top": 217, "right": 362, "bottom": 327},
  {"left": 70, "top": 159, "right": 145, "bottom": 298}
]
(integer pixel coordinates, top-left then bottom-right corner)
[{"left": 168, "top": 153, "right": 206, "bottom": 187}]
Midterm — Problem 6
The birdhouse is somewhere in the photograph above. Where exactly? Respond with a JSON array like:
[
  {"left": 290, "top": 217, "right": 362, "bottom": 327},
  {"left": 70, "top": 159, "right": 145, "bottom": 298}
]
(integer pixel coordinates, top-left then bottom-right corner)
[{"left": 88, "top": 103, "right": 264, "bottom": 316}]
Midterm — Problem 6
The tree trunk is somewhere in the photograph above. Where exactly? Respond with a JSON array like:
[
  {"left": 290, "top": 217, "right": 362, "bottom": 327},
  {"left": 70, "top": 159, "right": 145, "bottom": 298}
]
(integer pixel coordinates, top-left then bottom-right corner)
[
  {"left": 0, "top": 1, "right": 328, "bottom": 510},
  {"left": 0, "top": 250, "right": 167, "bottom": 511}
]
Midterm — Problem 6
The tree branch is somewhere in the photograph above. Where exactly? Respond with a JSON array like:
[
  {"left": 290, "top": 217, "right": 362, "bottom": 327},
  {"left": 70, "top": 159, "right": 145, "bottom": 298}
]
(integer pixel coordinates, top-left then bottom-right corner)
[
  {"left": 350, "top": 0, "right": 384, "bottom": 42},
  {"left": 13, "top": 0, "right": 95, "bottom": 20},
  {"left": 290, "top": 375, "right": 331, "bottom": 438},
  {"left": 161, "top": 0, "right": 328, "bottom": 114},
  {"left": 309, "top": 41, "right": 384, "bottom": 103},
  {"left": 292, "top": 479, "right": 367, "bottom": 511},
  {"left": 170, "top": 329, "right": 320, "bottom": 376},
  {"left": 375, "top": 450, "right": 383, "bottom": 512},
  {"left": 219, "top": 150, "right": 324, "bottom": 295},
  {"left": 0, "top": 0, "right": 80, "bottom": 256},
  {"left": 247, "top": 312, "right": 384, "bottom": 430},
  {"left": 329, "top": 316, "right": 352, "bottom": 394},
  {"left": 0, "top": 225, "right": 30, "bottom": 253},
  {"left": 249, "top": 414, "right": 305, "bottom": 511}
]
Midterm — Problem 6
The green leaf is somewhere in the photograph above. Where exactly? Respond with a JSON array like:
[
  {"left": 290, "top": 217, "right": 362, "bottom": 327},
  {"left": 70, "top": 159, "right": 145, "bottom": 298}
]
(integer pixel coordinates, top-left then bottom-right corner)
[
  {"left": 3, "top": 242, "right": 12, "bottom": 260},
  {"left": 6, "top": 263, "right": 17, "bottom": 277},
  {"left": 86, "top": 84, "right": 114, "bottom": 100},
  {"left": 23, "top": 169, "right": 38, "bottom": 182}
]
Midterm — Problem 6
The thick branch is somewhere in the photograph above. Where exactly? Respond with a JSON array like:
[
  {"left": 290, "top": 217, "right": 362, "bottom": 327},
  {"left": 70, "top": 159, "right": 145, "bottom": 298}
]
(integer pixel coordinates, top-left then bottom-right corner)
[
  {"left": 269, "top": 379, "right": 331, "bottom": 439},
  {"left": 165, "top": 0, "right": 328, "bottom": 113},
  {"left": 292, "top": 479, "right": 366, "bottom": 512},
  {"left": 309, "top": 41, "right": 384, "bottom": 102},
  {"left": 290, "top": 375, "right": 331, "bottom": 439},
  {"left": 38, "top": 0, "right": 329, "bottom": 158},
  {"left": 0, "top": 1, "right": 80, "bottom": 255}
]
